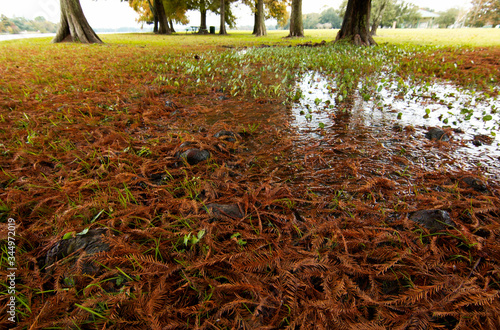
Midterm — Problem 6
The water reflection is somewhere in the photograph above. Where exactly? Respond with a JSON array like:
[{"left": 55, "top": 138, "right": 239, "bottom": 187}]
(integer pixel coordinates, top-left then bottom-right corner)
[{"left": 290, "top": 72, "right": 500, "bottom": 178}]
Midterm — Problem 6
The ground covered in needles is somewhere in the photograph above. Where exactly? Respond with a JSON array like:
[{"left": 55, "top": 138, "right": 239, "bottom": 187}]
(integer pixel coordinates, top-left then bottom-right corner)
[{"left": 1, "top": 30, "right": 500, "bottom": 329}]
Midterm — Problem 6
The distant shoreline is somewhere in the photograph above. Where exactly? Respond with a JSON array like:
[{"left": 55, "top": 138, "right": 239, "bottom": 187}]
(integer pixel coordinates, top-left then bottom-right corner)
[
  {"left": 0, "top": 32, "right": 56, "bottom": 42},
  {"left": 0, "top": 30, "right": 154, "bottom": 42}
]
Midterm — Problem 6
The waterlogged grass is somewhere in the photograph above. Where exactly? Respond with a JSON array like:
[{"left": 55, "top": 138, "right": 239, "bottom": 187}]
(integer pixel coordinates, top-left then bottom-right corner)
[
  {"left": 1, "top": 31, "right": 500, "bottom": 328},
  {"left": 156, "top": 44, "right": 384, "bottom": 101},
  {"left": 155, "top": 41, "right": 499, "bottom": 134}
]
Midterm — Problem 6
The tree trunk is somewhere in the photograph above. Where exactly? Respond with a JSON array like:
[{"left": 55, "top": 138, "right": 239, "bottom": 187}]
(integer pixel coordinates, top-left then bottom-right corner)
[
  {"left": 252, "top": 10, "right": 258, "bottom": 34},
  {"left": 146, "top": 0, "right": 158, "bottom": 33},
  {"left": 199, "top": 1, "right": 208, "bottom": 34},
  {"left": 336, "top": 0, "right": 376, "bottom": 45},
  {"left": 169, "top": 19, "right": 175, "bottom": 33},
  {"left": 254, "top": 0, "right": 266, "bottom": 36},
  {"left": 289, "top": 0, "right": 303, "bottom": 37},
  {"left": 155, "top": 0, "right": 171, "bottom": 34},
  {"left": 370, "top": 0, "right": 387, "bottom": 36},
  {"left": 219, "top": 0, "right": 227, "bottom": 35},
  {"left": 52, "top": 0, "right": 102, "bottom": 43}
]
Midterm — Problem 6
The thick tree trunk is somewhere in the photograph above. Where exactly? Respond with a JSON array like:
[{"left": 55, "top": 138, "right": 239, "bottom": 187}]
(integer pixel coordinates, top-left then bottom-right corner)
[
  {"left": 146, "top": 0, "right": 158, "bottom": 33},
  {"left": 52, "top": 0, "right": 102, "bottom": 43},
  {"left": 336, "top": 0, "right": 376, "bottom": 45},
  {"left": 252, "top": 11, "right": 258, "bottom": 34},
  {"left": 199, "top": 1, "right": 208, "bottom": 34},
  {"left": 219, "top": 0, "right": 227, "bottom": 35},
  {"left": 288, "top": 0, "right": 303, "bottom": 37},
  {"left": 155, "top": 0, "right": 171, "bottom": 34},
  {"left": 254, "top": 0, "right": 267, "bottom": 36}
]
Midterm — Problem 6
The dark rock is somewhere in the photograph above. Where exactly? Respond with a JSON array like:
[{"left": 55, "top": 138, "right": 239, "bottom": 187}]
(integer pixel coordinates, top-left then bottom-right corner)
[
  {"left": 179, "top": 149, "right": 210, "bottom": 165},
  {"left": 214, "top": 130, "right": 237, "bottom": 142},
  {"left": 164, "top": 100, "right": 177, "bottom": 109},
  {"left": 150, "top": 172, "right": 165, "bottom": 185},
  {"left": 392, "top": 124, "right": 403, "bottom": 132},
  {"left": 472, "top": 134, "right": 493, "bottom": 146},
  {"left": 43, "top": 229, "right": 110, "bottom": 275},
  {"left": 425, "top": 127, "right": 449, "bottom": 141},
  {"left": 203, "top": 203, "right": 244, "bottom": 219},
  {"left": 461, "top": 176, "right": 488, "bottom": 193},
  {"left": 409, "top": 210, "right": 456, "bottom": 232}
]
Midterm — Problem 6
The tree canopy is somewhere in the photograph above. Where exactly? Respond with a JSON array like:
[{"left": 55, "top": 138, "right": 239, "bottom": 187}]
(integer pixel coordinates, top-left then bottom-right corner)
[
  {"left": 435, "top": 8, "right": 460, "bottom": 28},
  {"left": 468, "top": 0, "right": 500, "bottom": 27}
]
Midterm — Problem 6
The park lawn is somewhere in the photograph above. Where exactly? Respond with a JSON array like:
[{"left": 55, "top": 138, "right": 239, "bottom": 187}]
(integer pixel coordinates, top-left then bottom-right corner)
[{"left": 1, "top": 29, "right": 500, "bottom": 329}]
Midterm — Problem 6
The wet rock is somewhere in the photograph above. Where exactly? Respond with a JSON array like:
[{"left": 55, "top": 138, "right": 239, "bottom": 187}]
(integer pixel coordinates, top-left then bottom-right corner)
[
  {"left": 203, "top": 203, "right": 244, "bottom": 219},
  {"left": 472, "top": 134, "right": 493, "bottom": 146},
  {"left": 409, "top": 210, "right": 456, "bottom": 232},
  {"left": 164, "top": 100, "right": 178, "bottom": 109},
  {"left": 461, "top": 176, "right": 488, "bottom": 193},
  {"left": 179, "top": 149, "right": 210, "bottom": 165},
  {"left": 214, "top": 130, "right": 237, "bottom": 142},
  {"left": 425, "top": 127, "right": 449, "bottom": 141},
  {"left": 43, "top": 229, "right": 110, "bottom": 275}
]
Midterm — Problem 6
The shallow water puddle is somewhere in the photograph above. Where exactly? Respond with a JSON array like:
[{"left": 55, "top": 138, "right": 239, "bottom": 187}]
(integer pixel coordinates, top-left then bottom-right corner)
[{"left": 290, "top": 72, "right": 500, "bottom": 177}]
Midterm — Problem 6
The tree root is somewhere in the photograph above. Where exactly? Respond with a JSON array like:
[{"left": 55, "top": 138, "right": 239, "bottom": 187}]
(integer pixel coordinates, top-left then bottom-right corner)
[{"left": 335, "top": 32, "right": 377, "bottom": 47}]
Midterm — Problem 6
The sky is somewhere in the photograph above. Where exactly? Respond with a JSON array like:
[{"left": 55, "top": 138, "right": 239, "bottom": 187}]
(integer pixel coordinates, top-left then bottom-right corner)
[{"left": 0, "top": 0, "right": 472, "bottom": 29}]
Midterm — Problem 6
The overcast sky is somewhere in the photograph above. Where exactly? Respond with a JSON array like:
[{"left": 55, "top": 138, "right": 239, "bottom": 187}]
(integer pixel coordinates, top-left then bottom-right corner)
[{"left": 1, "top": 0, "right": 472, "bottom": 29}]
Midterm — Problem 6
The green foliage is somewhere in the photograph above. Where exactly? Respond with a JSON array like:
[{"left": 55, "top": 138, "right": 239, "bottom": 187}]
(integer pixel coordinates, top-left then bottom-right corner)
[
  {"left": 319, "top": 8, "right": 342, "bottom": 29},
  {"left": 436, "top": 8, "right": 460, "bottom": 28},
  {"left": 183, "top": 229, "right": 206, "bottom": 247},
  {"left": 468, "top": 0, "right": 500, "bottom": 27},
  {"left": 0, "top": 15, "right": 57, "bottom": 34},
  {"left": 302, "top": 13, "right": 321, "bottom": 29},
  {"left": 291, "top": 7, "right": 341, "bottom": 30}
]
